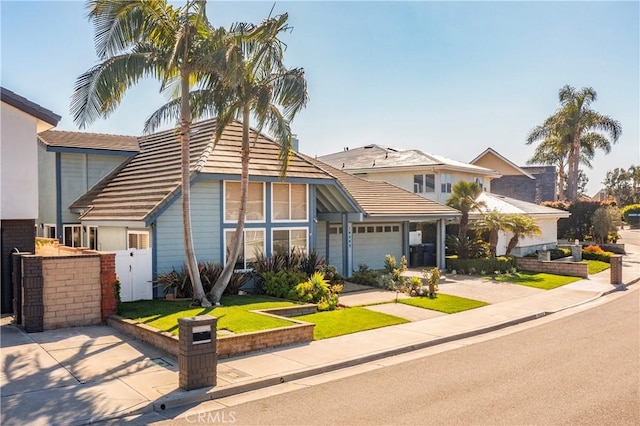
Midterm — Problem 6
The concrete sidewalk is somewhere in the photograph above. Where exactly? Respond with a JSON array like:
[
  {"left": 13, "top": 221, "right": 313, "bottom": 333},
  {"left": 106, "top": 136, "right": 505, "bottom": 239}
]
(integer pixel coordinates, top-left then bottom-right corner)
[{"left": 1, "top": 245, "right": 638, "bottom": 425}]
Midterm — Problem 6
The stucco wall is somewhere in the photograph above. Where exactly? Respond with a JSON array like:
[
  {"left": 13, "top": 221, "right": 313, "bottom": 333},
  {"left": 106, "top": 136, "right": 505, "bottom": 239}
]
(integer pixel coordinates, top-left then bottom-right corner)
[
  {"left": 96, "top": 226, "right": 128, "bottom": 251},
  {"left": 496, "top": 217, "right": 560, "bottom": 256},
  {"left": 1, "top": 103, "right": 39, "bottom": 219}
]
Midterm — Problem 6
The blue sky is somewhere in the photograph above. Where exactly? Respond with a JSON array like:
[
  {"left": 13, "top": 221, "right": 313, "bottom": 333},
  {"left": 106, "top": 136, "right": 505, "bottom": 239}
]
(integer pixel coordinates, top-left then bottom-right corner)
[{"left": 1, "top": 1, "right": 638, "bottom": 196}]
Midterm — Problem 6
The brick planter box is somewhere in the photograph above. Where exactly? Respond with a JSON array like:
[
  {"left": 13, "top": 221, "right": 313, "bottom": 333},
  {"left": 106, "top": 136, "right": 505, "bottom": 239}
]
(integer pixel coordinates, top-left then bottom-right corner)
[
  {"left": 516, "top": 257, "right": 588, "bottom": 278},
  {"left": 108, "top": 304, "right": 316, "bottom": 358}
]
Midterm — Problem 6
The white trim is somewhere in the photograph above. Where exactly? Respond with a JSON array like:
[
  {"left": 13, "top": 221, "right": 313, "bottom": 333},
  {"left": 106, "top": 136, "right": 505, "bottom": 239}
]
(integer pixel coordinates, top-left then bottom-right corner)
[
  {"left": 43, "top": 223, "right": 56, "bottom": 239},
  {"left": 127, "top": 230, "right": 150, "bottom": 250},
  {"left": 87, "top": 226, "right": 99, "bottom": 250},
  {"left": 63, "top": 224, "right": 83, "bottom": 247}
]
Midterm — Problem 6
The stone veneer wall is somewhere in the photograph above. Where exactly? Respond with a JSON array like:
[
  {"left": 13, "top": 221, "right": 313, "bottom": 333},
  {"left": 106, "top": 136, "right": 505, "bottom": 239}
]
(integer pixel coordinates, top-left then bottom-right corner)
[
  {"left": 42, "top": 256, "right": 102, "bottom": 329},
  {"left": 516, "top": 257, "right": 588, "bottom": 278}
]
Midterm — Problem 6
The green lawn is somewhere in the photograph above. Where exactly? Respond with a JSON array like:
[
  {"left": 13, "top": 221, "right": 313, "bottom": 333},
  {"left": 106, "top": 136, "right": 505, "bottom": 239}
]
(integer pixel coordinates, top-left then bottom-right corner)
[
  {"left": 399, "top": 294, "right": 488, "bottom": 313},
  {"left": 583, "top": 260, "right": 610, "bottom": 275},
  {"left": 118, "top": 295, "right": 297, "bottom": 336},
  {"left": 293, "top": 307, "right": 408, "bottom": 340},
  {"left": 486, "top": 272, "right": 581, "bottom": 290}
]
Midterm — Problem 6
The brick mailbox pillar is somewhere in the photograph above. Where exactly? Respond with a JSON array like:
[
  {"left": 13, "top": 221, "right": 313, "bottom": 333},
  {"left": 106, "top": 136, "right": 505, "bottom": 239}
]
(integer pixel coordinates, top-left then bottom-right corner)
[
  {"left": 610, "top": 255, "right": 623, "bottom": 285},
  {"left": 178, "top": 315, "right": 217, "bottom": 390}
]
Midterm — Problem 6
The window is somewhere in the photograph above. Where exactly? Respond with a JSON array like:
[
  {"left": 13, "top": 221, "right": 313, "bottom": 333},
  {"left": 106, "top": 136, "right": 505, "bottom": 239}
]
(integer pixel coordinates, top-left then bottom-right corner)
[
  {"left": 128, "top": 231, "right": 149, "bottom": 249},
  {"left": 272, "top": 183, "right": 307, "bottom": 221},
  {"left": 63, "top": 225, "right": 82, "bottom": 247},
  {"left": 414, "top": 174, "right": 435, "bottom": 193},
  {"left": 272, "top": 228, "right": 307, "bottom": 256},
  {"left": 225, "top": 229, "right": 265, "bottom": 270},
  {"left": 329, "top": 226, "right": 342, "bottom": 234},
  {"left": 475, "top": 177, "right": 484, "bottom": 190},
  {"left": 87, "top": 226, "right": 98, "bottom": 250},
  {"left": 43, "top": 224, "right": 56, "bottom": 239},
  {"left": 441, "top": 174, "right": 453, "bottom": 194},
  {"left": 225, "top": 181, "right": 265, "bottom": 222}
]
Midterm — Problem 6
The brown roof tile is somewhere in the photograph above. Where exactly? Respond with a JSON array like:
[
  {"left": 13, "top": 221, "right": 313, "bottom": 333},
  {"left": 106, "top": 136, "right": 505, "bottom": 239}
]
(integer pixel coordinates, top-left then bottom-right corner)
[
  {"left": 80, "top": 119, "right": 330, "bottom": 223},
  {"left": 38, "top": 130, "right": 139, "bottom": 152}
]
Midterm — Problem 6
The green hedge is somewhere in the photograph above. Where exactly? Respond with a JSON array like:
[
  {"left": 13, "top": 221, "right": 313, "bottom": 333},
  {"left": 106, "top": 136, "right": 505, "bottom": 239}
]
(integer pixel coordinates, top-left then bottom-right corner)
[
  {"left": 621, "top": 204, "right": 640, "bottom": 227},
  {"left": 446, "top": 256, "right": 515, "bottom": 274},
  {"left": 582, "top": 251, "right": 615, "bottom": 263}
]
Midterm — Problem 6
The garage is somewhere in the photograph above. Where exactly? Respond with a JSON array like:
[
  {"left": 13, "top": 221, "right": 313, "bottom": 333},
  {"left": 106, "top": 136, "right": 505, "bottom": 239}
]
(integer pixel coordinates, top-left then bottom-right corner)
[{"left": 352, "top": 223, "right": 402, "bottom": 271}]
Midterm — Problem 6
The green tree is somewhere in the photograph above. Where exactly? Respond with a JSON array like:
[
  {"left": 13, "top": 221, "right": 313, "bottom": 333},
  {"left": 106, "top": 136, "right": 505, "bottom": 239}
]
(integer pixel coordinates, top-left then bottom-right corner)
[
  {"left": 476, "top": 211, "right": 511, "bottom": 257},
  {"left": 446, "top": 181, "right": 485, "bottom": 239},
  {"left": 592, "top": 206, "right": 622, "bottom": 243},
  {"left": 526, "top": 85, "right": 621, "bottom": 202},
  {"left": 503, "top": 214, "right": 541, "bottom": 256},
  {"left": 603, "top": 167, "right": 632, "bottom": 206},
  {"left": 71, "top": 0, "right": 215, "bottom": 306},
  {"left": 196, "top": 14, "right": 308, "bottom": 304}
]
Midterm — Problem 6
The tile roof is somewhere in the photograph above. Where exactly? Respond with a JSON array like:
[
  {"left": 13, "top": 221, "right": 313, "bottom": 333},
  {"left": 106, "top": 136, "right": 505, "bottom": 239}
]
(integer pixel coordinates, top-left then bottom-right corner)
[
  {"left": 79, "top": 119, "right": 330, "bottom": 223},
  {"left": 38, "top": 130, "right": 139, "bottom": 152},
  {"left": 1, "top": 87, "right": 60, "bottom": 126},
  {"left": 471, "top": 192, "right": 570, "bottom": 217},
  {"left": 319, "top": 144, "right": 498, "bottom": 176},
  {"left": 304, "top": 155, "right": 461, "bottom": 219}
]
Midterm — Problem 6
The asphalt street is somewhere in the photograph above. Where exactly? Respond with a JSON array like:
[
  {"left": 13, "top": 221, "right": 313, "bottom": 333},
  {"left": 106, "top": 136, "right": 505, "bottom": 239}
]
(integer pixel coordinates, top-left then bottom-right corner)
[{"left": 146, "top": 286, "right": 639, "bottom": 426}]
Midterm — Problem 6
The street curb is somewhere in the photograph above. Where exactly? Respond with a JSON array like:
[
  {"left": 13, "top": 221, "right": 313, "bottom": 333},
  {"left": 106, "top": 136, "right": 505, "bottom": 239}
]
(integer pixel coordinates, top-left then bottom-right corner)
[{"left": 152, "top": 311, "right": 545, "bottom": 411}]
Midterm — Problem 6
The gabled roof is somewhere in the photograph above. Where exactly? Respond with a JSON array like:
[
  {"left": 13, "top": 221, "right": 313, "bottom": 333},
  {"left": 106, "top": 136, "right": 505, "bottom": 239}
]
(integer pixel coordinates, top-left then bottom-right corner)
[
  {"left": 304, "top": 155, "right": 461, "bottom": 220},
  {"left": 38, "top": 130, "right": 139, "bottom": 153},
  {"left": 79, "top": 119, "right": 330, "bottom": 223},
  {"left": 318, "top": 144, "right": 499, "bottom": 177},
  {"left": 470, "top": 192, "right": 570, "bottom": 218},
  {"left": 470, "top": 148, "right": 534, "bottom": 179},
  {"left": 1, "top": 87, "right": 60, "bottom": 127}
]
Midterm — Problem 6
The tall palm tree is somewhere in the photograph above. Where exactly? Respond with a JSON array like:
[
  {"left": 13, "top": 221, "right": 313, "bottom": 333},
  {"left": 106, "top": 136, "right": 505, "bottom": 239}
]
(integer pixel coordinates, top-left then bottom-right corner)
[
  {"left": 504, "top": 214, "right": 541, "bottom": 256},
  {"left": 476, "top": 211, "right": 511, "bottom": 257},
  {"left": 446, "top": 181, "right": 485, "bottom": 239},
  {"left": 149, "top": 14, "right": 307, "bottom": 304},
  {"left": 71, "top": 0, "right": 214, "bottom": 306},
  {"left": 527, "top": 85, "right": 621, "bottom": 202}
]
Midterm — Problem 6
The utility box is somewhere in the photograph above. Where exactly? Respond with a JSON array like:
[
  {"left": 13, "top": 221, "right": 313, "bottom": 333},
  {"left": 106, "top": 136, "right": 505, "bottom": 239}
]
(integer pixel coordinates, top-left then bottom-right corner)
[{"left": 178, "top": 315, "right": 217, "bottom": 390}]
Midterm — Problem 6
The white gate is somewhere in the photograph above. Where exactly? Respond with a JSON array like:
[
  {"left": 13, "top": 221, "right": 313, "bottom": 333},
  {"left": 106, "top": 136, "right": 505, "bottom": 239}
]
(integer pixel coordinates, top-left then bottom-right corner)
[{"left": 115, "top": 248, "right": 153, "bottom": 302}]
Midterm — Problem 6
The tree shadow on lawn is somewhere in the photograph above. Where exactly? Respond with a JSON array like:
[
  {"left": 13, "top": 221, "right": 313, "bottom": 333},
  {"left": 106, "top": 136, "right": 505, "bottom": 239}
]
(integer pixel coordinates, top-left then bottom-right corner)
[{"left": 488, "top": 272, "right": 545, "bottom": 284}]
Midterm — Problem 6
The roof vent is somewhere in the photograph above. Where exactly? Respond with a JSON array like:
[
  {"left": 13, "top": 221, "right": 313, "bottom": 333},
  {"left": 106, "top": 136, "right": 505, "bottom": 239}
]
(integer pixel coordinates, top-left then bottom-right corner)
[{"left": 364, "top": 144, "right": 374, "bottom": 149}]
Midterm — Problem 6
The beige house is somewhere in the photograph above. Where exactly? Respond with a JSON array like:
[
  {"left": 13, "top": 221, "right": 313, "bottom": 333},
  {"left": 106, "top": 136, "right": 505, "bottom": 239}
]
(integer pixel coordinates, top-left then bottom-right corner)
[{"left": 318, "top": 144, "right": 501, "bottom": 204}]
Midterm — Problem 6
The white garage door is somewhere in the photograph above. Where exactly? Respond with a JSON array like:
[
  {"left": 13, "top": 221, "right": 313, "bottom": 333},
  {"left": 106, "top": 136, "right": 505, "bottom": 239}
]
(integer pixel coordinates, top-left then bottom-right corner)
[{"left": 352, "top": 224, "right": 402, "bottom": 271}]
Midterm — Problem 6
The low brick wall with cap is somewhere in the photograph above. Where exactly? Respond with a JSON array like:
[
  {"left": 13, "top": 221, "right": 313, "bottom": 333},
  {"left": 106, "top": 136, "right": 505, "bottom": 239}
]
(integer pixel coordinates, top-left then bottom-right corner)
[
  {"left": 108, "top": 305, "right": 316, "bottom": 358},
  {"left": 516, "top": 257, "right": 588, "bottom": 278}
]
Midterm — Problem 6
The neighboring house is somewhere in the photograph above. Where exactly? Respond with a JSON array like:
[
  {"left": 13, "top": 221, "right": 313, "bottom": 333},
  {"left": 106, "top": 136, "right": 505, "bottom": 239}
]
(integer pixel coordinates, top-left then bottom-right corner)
[
  {"left": 1, "top": 87, "right": 60, "bottom": 313},
  {"left": 469, "top": 192, "right": 570, "bottom": 257},
  {"left": 471, "top": 148, "right": 557, "bottom": 203},
  {"left": 47, "top": 119, "right": 459, "bottom": 300},
  {"left": 36, "top": 130, "right": 139, "bottom": 248},
  {"left": 318, "top": 144, "right": 500, "bottom": 205}
]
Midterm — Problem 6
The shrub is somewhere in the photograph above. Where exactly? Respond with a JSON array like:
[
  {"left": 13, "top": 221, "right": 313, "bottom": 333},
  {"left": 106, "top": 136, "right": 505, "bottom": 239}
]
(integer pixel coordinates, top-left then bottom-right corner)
[
  {"left": 157, "top": 262, "right": 251, "bottom": 298},
  {"left": 621, "top": 204, "right": 640, "bottom": 227},
  {"left": 383, "top": 254, "right": 407, "bottom": 288},
  {"left": 158, "top": 265, "right": 192, "bottom": 298},
  {"left": 350, "top": 264, "right": 380, "bottom": 286},
  {"left": 549, "top": 248, "right": 571, "bottom": 260},
  {"left": 446, "top": 235, "right": 489, "bottom": 259},
  {"left": 592, "top": 206, "right": 622, "bottom": 243},
  {"left": 446, "top": 256, "right": 515, "bottom": 274},
  {"left": 422, "top": 267, "right": 440, "bottom": 298},
  {"left": 318, "top": 264, "right": 344, "bottom": 285},
  {"left": 293, "top": 272, "right": 342, "bottom": 311},
  {"left": 299, "top": 250, "right": 327, "bottom": 276},
  {"left": 376, "top": 273, "right": 397, "bottom": 291},
  {"left": 582, "top": 245, "right": 615, "bottom": 263},
  {"left": 261, "top": 269, "right": 308, "bottom": 299},
  {"left": 599, "top": 244, "right": 626, "bottom": 255}
]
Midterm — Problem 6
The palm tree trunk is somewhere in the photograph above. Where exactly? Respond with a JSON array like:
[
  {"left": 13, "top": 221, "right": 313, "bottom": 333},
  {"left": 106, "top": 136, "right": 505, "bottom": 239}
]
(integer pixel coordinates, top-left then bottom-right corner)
[
  {"left": 180, "top": 69, "right": 210, "bottom": 307},
  {"left": 489, "top": 230, "right": 498, "bottom": 257},
  {"left": 505, "top": 235, "right": 518, "bottom": 256},
  {"left": 567, "top": 133, "right": 581, "bottom": 201},
  {"left": 210, "top": 103, "right": 251, "bottom": 304},
  {"left": 458, "top": 213, "right": 468, "bottom": 239}
]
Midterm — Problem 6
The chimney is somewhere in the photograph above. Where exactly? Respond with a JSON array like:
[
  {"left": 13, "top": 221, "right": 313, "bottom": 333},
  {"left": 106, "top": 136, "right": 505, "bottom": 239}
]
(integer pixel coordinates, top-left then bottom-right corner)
[{"left": 292, "top": 134, "right": 299, "bottom": 152}]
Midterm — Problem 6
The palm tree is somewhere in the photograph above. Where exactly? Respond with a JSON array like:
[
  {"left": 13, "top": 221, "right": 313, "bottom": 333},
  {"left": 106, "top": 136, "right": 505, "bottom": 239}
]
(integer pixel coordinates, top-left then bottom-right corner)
[
  {"left": 446, "top": 181, "right": 485, "bottom": 239},
  {"left": 167, "top": 14, "right": 307, "bottom": 304},
  {"left": 476, "top": 211, "right": 511, "bottom": 257},
  {"left": 503, "top": 214, "right": 541, "bottom": 256},
  {"left": 71, "top": 0, "right": 214, "bottom": 306},
  {"left": 527, "top": 85, "right": 621, "bottom": 202}
]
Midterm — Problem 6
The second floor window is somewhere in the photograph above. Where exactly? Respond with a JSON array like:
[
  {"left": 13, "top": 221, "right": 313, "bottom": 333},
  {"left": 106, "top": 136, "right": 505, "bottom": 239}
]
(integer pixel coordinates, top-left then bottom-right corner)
[
  {"left": 225, "top": 181, "right": 265, "bottom": 222},
  {"left": 413, "top": 174, "right": 435, "bottom": 193},
  {"left": 272, "top": 183, "right": 308, "bottom": 221},
  {"left": 441, "top": 174, "right": 453, "bottom": 194}
]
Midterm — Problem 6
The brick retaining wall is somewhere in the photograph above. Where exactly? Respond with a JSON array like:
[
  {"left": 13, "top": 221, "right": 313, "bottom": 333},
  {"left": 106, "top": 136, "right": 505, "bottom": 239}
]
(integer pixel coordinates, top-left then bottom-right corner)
[
  {"left": 516, "top": 257, "right": 588, "bottom": 278},
  {"left": 108, "top": 305, "right": 316, "bottom": 358}
]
